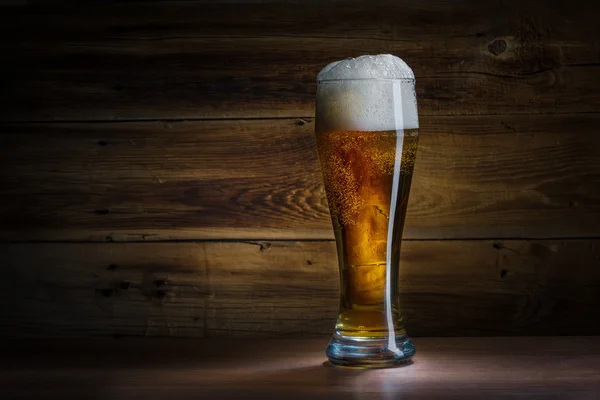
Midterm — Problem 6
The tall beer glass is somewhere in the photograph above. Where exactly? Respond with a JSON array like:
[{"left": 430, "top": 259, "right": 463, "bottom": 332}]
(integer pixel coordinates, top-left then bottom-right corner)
[{"left": 315, "top": 55, "right": 418, "bottom": 368}]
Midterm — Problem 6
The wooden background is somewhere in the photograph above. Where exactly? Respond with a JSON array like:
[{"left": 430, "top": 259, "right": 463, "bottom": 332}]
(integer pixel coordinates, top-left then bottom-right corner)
[{"left": 0, "top": 0, "right": 599, "bottom": 338}]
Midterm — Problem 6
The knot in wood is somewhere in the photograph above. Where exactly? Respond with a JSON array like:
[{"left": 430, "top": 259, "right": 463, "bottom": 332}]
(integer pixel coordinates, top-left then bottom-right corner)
[{"left": 488, "top": 39, "right": 507, "bottom": 56}]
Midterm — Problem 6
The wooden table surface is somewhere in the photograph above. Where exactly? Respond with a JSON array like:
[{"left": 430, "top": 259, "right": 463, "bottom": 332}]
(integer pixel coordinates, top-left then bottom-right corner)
[{"left": 1, "top": 337, "right": 599, "bottom": 399}]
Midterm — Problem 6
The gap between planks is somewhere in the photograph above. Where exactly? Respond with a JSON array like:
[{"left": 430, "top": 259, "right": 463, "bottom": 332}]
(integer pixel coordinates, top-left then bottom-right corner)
[
  {"left": 2, "top": 236, "right": 600, "bottom": 245},
  {"left": 2, "top": 111, "right": 600, "bottom": 125}
]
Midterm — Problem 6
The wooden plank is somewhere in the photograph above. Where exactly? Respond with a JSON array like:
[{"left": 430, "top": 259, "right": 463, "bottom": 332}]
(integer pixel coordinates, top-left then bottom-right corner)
[
  {"left": 2, "top": 114, "right": 600, "bottom": 241},
  {"left": 1, "top": 240, "right": 599, "bottom": 338},
  {"left": 1, "top": 1, "right": 599, "bottom": 121},
  {"left": 0, "top": 242, "right": 209, "bottom": 338},
  {"left": 1, "top": 337, "right": 599, "bottom": 399}
]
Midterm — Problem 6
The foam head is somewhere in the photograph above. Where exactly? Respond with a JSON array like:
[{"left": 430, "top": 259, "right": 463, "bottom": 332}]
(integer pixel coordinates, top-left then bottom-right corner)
[{"left": 316, "top": 54, "right": 418, "bottom": 133}]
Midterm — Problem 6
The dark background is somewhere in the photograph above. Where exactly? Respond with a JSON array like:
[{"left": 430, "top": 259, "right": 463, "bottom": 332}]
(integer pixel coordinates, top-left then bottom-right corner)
[{"left": 0, "top": 0, "right": 599, "bottom": 338}]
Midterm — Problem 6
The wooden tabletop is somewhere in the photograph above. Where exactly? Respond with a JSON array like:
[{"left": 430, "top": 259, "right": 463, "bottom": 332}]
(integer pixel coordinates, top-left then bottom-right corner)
[{"left": 1, "top": 337, "right": 599, "bottom": 399}]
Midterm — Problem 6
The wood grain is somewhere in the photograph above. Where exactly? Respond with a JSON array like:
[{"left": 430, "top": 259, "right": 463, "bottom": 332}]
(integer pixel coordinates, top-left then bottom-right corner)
[
  {"left": 1, "top": 240, "right": 599, "bottom": 338},
  {"left": 1, "top": 0, "right": 599, "bottom": 121},
  {"left": 0, "top": 337, "right": 599, "bottom": 399},
  {"left": 2, "top": 114, "right": 599, "bottom": 241}
]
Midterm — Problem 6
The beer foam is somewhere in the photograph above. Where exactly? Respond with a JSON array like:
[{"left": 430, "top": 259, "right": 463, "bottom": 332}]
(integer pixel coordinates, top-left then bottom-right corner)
[
  {"left": 317, "top": 54, "right": 415, "bottom": 81},
  {"left": 316, "top": 55, "right": 419, "bottom": 132}
]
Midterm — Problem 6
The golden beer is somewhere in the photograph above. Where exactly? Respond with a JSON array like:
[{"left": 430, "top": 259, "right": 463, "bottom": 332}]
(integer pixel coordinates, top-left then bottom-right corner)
[
  {"left": 316, "top": 129, "right": 418, "bottom": 338},
  {"left": 315, "top": 54, "right": 419, "bottom": 368}
]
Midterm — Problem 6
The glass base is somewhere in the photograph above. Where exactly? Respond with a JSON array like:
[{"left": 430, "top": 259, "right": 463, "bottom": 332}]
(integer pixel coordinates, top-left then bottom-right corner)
[{"left": 326, "top": 333, "right": 415, "bottom": 369}]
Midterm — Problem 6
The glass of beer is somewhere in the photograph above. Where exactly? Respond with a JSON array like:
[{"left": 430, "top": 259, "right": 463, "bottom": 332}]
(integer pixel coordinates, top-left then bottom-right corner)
[{"left": 315, "top": 55, "right": 419, "bottom": 368}]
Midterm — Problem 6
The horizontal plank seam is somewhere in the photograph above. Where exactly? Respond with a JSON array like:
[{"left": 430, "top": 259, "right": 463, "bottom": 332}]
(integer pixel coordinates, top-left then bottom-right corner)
[
  {"left": 1, "top": 236, "right": 599, "bottom": 245},
  {"left": 0, "top": 116, "right": 315, "bottom": 125},
  {"left": 1, "top": 111, "right": 600, "bottom": 125},
  {"left": 100, "top": 35, "right": 417, "bottom": 43},
  {"left": 424, "top": 63, "right": 600, "bottom": 80}
]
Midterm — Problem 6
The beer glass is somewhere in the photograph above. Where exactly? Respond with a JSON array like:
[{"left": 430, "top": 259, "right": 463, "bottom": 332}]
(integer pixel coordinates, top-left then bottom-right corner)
[{"left": 315, "top": 55, "right": 418, "bottom": 368}]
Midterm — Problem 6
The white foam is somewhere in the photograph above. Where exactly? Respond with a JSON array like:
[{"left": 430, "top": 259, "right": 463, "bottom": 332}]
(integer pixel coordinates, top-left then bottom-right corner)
[
  {"left": 317, "top": 54, "right": 415, "bottom": 81},
  {"left": 316, "top": 55, "right": 419, "bottom": 132}
]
